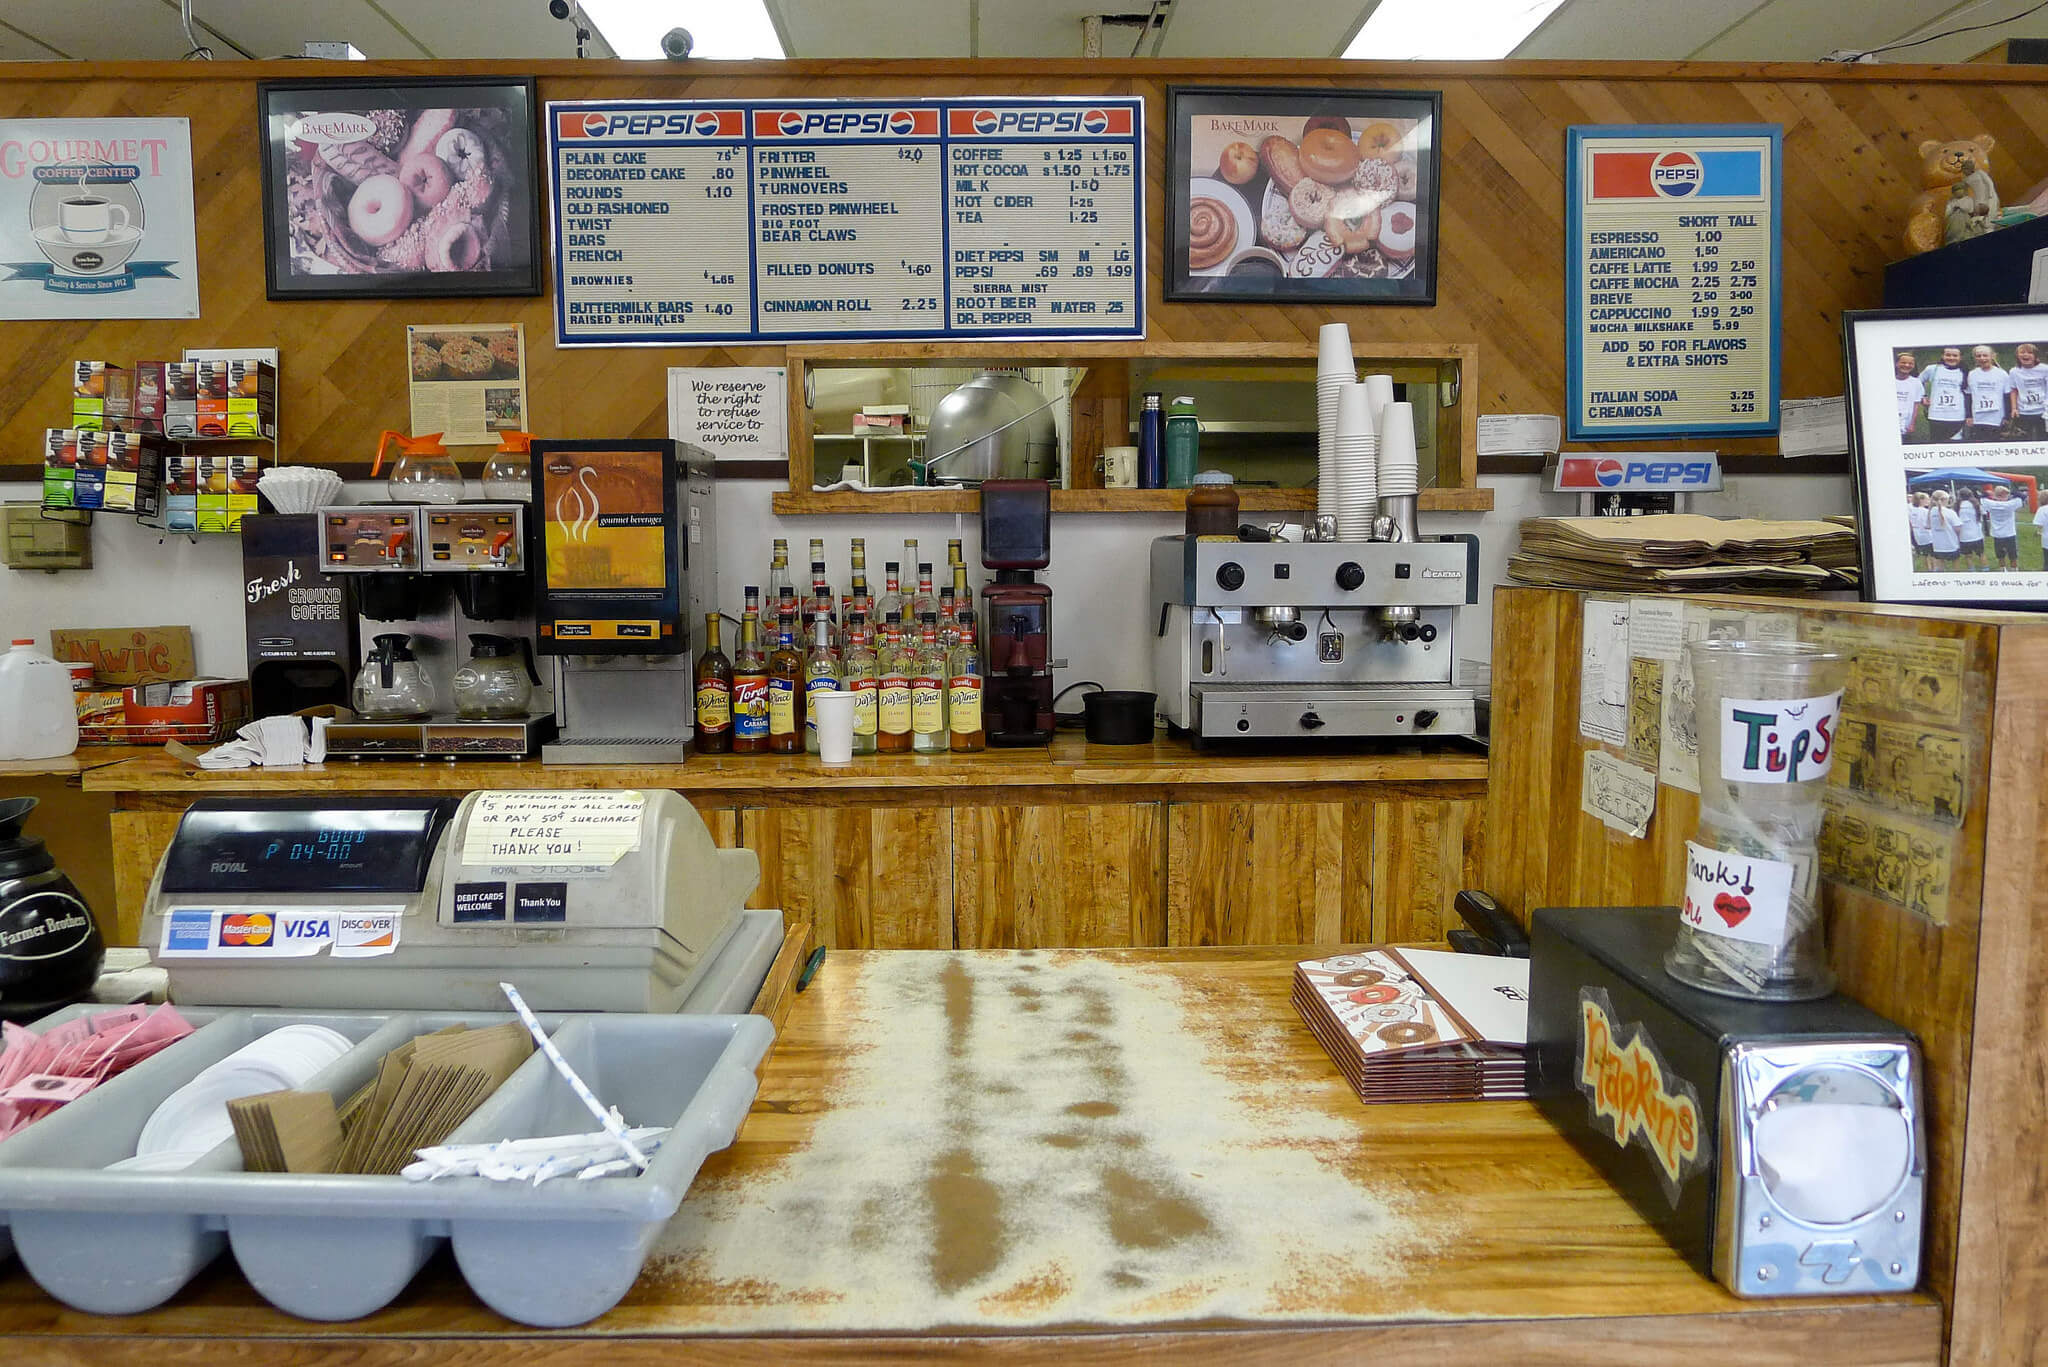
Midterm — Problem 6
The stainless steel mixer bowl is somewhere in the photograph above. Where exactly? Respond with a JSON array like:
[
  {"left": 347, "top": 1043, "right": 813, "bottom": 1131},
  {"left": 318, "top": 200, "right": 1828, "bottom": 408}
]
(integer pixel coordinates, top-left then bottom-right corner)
[{"left": 921, "top": 370, "right": 1058, "bottom": 484}]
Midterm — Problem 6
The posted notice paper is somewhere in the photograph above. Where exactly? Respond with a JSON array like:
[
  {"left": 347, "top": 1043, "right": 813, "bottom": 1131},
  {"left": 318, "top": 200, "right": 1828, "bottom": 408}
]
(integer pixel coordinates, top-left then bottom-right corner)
[{"left": 407, "top": 323, "right": 527, "bottom": 446}]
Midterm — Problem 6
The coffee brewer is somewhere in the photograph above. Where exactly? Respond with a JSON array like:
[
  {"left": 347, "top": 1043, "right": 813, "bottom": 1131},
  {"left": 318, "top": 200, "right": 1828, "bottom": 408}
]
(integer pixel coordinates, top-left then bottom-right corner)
[
  {"left": 243, "top": 513, "right": 357, "bottom": 717},
  {"left": 1150, "top": 532, "right": 1482, "bottom": 746},
  {"left": 314, "top": 501, "right": 556, "bottom": 758},
  {"left": 979, "top": 479, "right": 1054, "bottom": 746},
  {"left": 532, "top": 439, "right": 719, "bottom": 764}
]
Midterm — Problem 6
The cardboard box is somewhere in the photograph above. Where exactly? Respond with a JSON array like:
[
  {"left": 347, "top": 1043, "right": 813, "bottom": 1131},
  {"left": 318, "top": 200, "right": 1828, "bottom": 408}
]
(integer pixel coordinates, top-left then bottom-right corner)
[
  {"left": 163, "top": 494, "right": 197, "bottom": 533},
  {"left": 122, "top": 677, "right": 252, "bottom": 740},
  {"left": 45, "top": 428, "right": 105, "bottom": 469},
  {"left": 74, "top": 689, "right": 126, "bottom": 743},
  {"left": 72, "top": 361, "right": 120, "bottom": 400},
  {"left": 51, "top": 626, "right": 197, "bottom": 686},
  {"left": 226, "top": 358, "right": 275, "bottom": 401},
  {"left": 164, "top": 360, "right": 205, "bottom": 401},
  {"left": 41, "top": 470, "right": 74, "bottom": 509}
]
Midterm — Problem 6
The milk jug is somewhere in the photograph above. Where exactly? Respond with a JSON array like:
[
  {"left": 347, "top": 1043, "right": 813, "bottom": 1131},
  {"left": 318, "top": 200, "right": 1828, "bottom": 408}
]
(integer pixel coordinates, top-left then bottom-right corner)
[{"left": 0, "top": 639, "right": 80, "bottom": 761}]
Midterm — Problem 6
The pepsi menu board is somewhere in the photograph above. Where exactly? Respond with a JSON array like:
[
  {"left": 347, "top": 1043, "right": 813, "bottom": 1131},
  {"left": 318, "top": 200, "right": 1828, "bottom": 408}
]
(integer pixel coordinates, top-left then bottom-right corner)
[
  {"left": 546, "top": 98, "right": 1144, "bottom": 346},
  {"left": 1565, "top": 125, "right": 1782, "bottom": 442}
]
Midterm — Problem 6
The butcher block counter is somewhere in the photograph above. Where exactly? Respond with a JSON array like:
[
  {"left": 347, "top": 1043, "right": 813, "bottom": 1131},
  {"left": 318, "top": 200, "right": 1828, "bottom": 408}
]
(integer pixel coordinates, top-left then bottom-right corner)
[
  {"left": 0, "top": 948, "right": 1937, "bottom": 1365},
  {"left": 84, "top": 738, "right": 1489, "bottom": 953}
]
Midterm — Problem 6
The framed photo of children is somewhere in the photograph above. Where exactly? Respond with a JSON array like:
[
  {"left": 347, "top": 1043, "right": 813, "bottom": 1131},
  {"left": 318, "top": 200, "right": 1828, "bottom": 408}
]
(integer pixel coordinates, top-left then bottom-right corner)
[
  {"left": 1844, "top": 303, "right": 2048, "bottom": 609},
  {"left": 257, "top": 77, "right": 543, "bottom": 300},
  {"left": 1164, "top": 86, "right": 1440, "bottom": 303}
]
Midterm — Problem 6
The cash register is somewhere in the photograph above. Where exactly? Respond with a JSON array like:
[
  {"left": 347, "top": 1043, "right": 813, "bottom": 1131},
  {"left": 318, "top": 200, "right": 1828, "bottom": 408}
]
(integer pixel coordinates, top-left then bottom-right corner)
[{"left": 139, "top": 790, "right": 760, "bottom": 1013}]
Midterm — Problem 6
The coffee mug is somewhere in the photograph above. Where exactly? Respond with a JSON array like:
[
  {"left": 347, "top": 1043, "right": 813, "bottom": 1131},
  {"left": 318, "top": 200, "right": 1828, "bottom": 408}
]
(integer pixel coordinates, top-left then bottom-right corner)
[
  {"left": 60, "top": 197, "right": 129, "bottom": 244},
  {"left": 1103, "top": 445, "right": 1139, "bottom": 489}
]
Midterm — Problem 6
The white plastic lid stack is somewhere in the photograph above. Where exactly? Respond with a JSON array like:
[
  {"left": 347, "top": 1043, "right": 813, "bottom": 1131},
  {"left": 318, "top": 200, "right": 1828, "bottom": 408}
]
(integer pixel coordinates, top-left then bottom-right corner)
[{"left": 0, "top": 639, "right": 80, "bottom": 762}]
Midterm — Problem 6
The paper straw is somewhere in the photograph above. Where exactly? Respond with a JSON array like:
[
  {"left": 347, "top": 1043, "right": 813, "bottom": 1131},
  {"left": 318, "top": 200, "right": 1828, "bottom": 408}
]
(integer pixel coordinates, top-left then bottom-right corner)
[{"left": 498, "top": 982, "right": 650, "bottom": 1170}]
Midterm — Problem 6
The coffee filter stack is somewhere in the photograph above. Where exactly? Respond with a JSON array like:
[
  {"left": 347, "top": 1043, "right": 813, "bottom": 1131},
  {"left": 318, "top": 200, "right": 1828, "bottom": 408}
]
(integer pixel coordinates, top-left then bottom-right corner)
[
  {"left": 258, "top": 465, "right": 345, "bottom": 514},
  {"left": 1317, "top": 324, "right": 1358, "bottom": 522}
]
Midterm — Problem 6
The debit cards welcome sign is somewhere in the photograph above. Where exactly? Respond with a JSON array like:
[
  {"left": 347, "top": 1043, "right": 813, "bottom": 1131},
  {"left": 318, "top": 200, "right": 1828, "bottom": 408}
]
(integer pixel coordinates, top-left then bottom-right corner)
[{"left": 1566, "top": 125, "right": 1781, "bottom": 442}]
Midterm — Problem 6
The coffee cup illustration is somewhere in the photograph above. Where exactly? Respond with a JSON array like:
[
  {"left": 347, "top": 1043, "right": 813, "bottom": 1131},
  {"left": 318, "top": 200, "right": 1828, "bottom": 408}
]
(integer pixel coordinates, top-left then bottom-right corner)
[{"left": 60, "top": 196, "right": 130, "bottom": 244}]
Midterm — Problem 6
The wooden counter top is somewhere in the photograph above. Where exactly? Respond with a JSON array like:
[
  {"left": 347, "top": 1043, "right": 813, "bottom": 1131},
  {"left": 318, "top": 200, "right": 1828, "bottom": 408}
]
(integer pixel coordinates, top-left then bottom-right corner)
[
  {"left": 82, "top": 733, "right": 1487, "bottom": 796},
  {"left": 0, "top": 949, "right": 1938, "bottom": 1365},
  {"left": 0, "top": 747, "right": 158, "bottom": 782}
]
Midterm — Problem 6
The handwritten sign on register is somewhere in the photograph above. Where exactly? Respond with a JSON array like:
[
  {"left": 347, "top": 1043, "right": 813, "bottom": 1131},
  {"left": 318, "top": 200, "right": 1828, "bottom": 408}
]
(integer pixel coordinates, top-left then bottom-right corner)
[
  {"left": 668, "top": 366, "right": 787, "bottom": 463},
  {"left": 460, "top": 792, "right": 646, "bottom": 868}
]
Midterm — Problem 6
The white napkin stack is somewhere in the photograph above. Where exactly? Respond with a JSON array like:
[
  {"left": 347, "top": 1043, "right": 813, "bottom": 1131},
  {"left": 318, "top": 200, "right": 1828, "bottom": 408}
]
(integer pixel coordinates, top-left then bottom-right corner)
[{"left": 197, "top": 715, "right": 324, "bottom": 769}]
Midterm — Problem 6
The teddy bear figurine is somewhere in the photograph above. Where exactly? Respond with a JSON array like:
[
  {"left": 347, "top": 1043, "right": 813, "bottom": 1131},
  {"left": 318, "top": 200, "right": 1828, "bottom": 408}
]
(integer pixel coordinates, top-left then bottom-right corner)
[{"left": 1907, "top": 134, "right": 1999, "bottom": 254}]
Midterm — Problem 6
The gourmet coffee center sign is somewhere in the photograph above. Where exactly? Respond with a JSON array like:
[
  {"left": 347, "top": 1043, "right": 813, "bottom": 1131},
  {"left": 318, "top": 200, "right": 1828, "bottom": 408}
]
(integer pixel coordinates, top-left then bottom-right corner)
[{"left": 545, "top": 98, "right": 1143, "bottom": 346}]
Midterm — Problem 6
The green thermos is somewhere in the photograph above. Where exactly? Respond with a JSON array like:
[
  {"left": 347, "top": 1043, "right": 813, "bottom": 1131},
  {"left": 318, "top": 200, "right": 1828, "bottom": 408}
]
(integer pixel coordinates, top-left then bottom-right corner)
[{"left": 1165, "top": 395, "right": 1200, "bottom": 489}]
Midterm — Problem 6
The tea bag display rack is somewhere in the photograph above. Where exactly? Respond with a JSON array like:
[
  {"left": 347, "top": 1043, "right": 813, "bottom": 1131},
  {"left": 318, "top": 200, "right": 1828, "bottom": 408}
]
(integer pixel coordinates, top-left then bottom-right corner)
[{"left": 158, "top": 345, "right": 282, "bottom": 538}]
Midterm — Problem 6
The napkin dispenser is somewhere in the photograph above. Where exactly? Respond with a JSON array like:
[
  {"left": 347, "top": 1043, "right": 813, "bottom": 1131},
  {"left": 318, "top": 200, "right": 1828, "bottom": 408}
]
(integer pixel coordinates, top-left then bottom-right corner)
[
  {"left": 142, "top": 790, "right": 757, "bottom": 1013},
  {"left": 1527, "top": 906, "right": 1924, "bottom": 1297}
]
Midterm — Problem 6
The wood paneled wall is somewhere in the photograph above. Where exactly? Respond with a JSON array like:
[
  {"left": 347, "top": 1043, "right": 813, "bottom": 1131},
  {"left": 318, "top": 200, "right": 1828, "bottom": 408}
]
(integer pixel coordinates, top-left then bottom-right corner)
[
  {"left": 0, "top": 57, "right": 2038, "bottom": 476},
  {"left": 1482, "top": 586, "right": 2048, "bottom": 1366}
]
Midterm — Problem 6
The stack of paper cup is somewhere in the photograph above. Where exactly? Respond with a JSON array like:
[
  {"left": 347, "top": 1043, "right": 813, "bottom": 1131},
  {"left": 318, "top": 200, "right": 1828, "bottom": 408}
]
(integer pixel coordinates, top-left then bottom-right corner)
[
  {"left": 1317, "top": 324, "right": 1357, "bottom": 519},
  {"left": 1333, "top": 381, "right": 1379, "bottom": 541},
  {"left": 1377, "top": 400, "right": 1421, "bottom": 544},
  {"left": 1363, "top": 373, "right": 1397, "bottom": 432}
]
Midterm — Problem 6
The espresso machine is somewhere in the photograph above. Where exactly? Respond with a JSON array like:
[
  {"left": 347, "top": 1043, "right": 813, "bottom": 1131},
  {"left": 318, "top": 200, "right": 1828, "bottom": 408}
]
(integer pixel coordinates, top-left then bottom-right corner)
[
  {"left": 1150, "top": 531, "right": 1481, "bottom": 745},
  {"left": 314, "top": 501, "right": 556, "bottom": 758},
  {"left": 980, "top": 478, "right": 1055, "bottom": 746},
  {"left": 533, "top": 439, "right": 718, "bottom": 764}
]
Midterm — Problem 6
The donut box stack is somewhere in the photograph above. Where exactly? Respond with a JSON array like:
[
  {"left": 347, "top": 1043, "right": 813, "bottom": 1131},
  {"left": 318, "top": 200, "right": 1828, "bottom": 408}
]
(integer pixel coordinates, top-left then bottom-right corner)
[{"left": 1293, "top": 949, "right": 1529, "bottom": 1104}]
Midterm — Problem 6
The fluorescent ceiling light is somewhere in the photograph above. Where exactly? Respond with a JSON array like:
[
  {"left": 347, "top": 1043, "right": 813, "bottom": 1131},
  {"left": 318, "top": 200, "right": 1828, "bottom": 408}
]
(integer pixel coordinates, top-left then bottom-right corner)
[
  {"left": 1344, "top": 0, "right": 1566, "bottom": 59},
  {"left": 581, "top": 0, "right": 784, "bottom": 59}
]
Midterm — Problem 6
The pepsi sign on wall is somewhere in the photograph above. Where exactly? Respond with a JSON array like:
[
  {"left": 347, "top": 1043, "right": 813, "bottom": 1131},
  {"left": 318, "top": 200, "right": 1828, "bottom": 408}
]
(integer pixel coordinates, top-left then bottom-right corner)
[
  {"left": 546, "top": 98, "right": 1143, "bottom": 346},
  {"left": 1565, "top": 125, "right": 1782, "bottom": 442}
]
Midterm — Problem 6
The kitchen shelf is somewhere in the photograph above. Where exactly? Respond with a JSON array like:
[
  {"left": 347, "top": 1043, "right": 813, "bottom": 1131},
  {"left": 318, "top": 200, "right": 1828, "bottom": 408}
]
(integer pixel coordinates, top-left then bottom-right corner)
[
  {"left": 771, "top": 486, "right": 1491, "bottom": 515},
  {"left": 780, "top": 341, "right": 1491, "bottom": 516}
]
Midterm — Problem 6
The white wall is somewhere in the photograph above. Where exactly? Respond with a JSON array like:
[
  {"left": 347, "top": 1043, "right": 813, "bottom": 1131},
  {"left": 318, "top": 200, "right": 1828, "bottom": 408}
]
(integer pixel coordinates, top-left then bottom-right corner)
[{"left": 0, "top": 465, "right": 1855, "bottom": 690}]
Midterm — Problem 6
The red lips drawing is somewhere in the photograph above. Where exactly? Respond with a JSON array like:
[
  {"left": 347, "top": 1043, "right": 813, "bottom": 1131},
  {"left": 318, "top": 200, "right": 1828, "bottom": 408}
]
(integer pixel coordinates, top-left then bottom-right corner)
[{"left": 1713, "top": 892, "right": 1751, "bottom": 927}]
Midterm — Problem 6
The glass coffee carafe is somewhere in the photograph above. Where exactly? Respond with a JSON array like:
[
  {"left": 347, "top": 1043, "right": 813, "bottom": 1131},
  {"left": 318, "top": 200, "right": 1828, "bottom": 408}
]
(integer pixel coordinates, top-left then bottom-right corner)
[
  {"left": 451, "top": 633, "right": 538, "bottom": 719},
  {"left": 352, "top": 634, "right": 436, "bottom": 720}
]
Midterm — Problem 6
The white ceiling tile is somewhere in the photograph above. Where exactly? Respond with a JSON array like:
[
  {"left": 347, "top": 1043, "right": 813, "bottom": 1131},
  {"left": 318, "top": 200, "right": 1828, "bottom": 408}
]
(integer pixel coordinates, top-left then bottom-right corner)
[
  {"left": 179, "top": 0, "right": 433, "bottom": 59},
  {"left": 1154, "top": 0, "right": 1366, "bottom": 58},
  {"left": 1688, "top": 0, "right": 1964, "bottom": 61},
  {"left": 0, "top": 0, "right": 245, "bottom": 60},
  {"left": 1514, "top": 0, "right": 1772, "bottom": 58},
  {"left": 767, "top": 0, "right": 972, "bottom": 57}
]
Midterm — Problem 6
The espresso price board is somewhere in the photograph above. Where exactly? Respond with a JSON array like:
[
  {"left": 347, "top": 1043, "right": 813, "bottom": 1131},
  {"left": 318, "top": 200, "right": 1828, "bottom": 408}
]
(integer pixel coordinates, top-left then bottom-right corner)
[
  {"left": 546, "top": 98, "right": 1144, "bottom": 347},
  {"left": 1565, "top": 125, "right": 1782, "bottom": 442}
]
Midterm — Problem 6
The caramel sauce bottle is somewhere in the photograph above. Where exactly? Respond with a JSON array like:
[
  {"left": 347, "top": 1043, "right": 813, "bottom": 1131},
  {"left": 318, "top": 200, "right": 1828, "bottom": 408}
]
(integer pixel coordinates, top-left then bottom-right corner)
[
  {"left": 767, "top": 608, "right": 804, "bottom": 754},
  {"left": 731, "top": 589, "right": 768, "bottom": 754}
]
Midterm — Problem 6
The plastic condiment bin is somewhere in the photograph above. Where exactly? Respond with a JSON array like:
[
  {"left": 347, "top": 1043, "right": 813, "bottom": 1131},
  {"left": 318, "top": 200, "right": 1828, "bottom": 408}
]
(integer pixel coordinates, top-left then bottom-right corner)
[{"left": 0, "top": 1009, "right": 772, "bottom": 1325}]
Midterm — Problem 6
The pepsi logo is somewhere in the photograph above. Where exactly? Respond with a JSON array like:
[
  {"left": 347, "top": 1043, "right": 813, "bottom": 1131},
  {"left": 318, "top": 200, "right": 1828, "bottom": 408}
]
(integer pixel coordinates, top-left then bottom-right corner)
[
  {"left": 972, "top": 110, "right": 999, "bottom": 135},
  {"left": 219, "top": 913, "right": 274, "bottom": 947},
  {"left": 778, "top": 110, "right": 805, "bottom": 136},
  {"left": 1082, "top": 109, "right": 1109, "bottom": 134},
  {"left": 888, "top": 110, "right": 916, "bottom": 135},
  {"left": 1595, "top": 459, "right": 1625, "bottom": 487},
  {"left": 1651, "top": 149, "right": 1702, "bottom": 197},
  {"left": 693, "top": 111, "right": 722, "bottom": 135},
  {"left": 580, "top": 112, "right": 608, "bottom": 138}
]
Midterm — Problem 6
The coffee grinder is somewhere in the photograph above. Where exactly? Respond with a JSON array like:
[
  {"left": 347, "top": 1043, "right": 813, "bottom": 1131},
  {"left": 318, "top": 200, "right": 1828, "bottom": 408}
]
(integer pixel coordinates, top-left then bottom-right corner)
[
  {"left": 979, "top": 478, "right": 1054, "bottom": 746},
  {"left": 243, "top": 513, "right": 358, "bottom": 718},
  {"left": 533, "top": 439, "right": 719, "bottom": 764},
  {"left": 314, "top": 502, "right": 555, "bottom": 758}
]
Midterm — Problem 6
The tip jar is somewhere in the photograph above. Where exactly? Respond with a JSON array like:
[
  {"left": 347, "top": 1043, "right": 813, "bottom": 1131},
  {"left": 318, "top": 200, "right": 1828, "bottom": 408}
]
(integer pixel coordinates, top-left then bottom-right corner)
[{"left": 1664, "top": 638, "right": 1851, "bottom": 1001}]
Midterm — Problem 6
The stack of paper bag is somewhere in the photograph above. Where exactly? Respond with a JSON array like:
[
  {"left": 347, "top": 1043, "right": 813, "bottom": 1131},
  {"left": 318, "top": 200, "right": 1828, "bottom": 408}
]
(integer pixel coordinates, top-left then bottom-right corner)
[
  {"left": 1509, "top": 514, "right": 1860, "bottom": 594},
  {"left": 1293, "top": 948, "right": 1528, "bottom": 1104},
  {"left": 333, "top": 1023, "right": 532, "bottom": 1175}
]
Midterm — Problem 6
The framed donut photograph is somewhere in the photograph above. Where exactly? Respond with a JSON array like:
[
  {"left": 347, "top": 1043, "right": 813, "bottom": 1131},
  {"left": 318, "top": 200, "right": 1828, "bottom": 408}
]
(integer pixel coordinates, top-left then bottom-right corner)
[
  {"left": 257, "top": 77, "right": 543, "bottom": 301},
  {"left": 1165, "top": 85, "right": 1441, "bottom": 304}
]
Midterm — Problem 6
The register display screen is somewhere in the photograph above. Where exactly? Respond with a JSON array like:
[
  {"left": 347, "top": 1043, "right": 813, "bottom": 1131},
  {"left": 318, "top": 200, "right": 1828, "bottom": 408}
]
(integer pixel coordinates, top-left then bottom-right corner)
[{"left": 159, "top": 799, "right": 455, "bottom": 894}]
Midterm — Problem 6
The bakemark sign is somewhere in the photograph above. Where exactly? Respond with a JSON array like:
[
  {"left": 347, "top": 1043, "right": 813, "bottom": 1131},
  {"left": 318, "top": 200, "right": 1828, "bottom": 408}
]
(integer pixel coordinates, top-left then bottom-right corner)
[{"left": 1577, "top": 987, "right": 1705, "bottom": 1203}]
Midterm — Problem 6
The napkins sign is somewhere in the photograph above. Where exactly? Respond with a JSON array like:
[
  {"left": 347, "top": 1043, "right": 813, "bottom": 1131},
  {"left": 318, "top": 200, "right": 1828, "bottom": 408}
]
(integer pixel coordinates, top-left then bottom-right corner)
[{"left": 460, "top": 791, "right": 645, "bottom": 868}]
